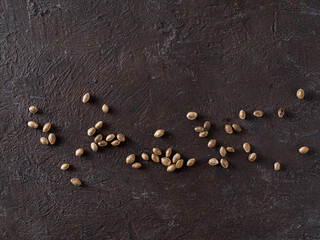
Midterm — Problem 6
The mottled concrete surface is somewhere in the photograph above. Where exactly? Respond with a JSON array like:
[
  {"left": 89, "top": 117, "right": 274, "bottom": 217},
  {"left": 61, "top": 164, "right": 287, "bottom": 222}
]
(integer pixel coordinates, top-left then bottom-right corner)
[{"left": 1, "top": 0, "right": 320, "bottom": 239}]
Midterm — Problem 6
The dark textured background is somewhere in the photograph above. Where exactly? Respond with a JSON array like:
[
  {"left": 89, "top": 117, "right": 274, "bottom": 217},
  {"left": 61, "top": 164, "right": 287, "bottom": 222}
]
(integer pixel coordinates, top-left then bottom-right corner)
[{"left": 1, "top": 0, "right": 320, "bottom": 239}]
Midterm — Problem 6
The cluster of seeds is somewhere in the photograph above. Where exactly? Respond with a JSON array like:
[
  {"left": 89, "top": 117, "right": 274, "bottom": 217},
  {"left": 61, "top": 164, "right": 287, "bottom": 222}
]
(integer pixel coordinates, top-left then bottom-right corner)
[{"left": 193, "top": 120, "right": 211, "bottom": 138}]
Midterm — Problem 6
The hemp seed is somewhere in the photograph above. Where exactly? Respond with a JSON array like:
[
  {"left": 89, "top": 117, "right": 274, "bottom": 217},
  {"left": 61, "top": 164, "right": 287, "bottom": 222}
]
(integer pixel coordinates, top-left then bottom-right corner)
[
  {"left": 91, "top": 142, "right": 98, "bottom": 152},
  {"left": 220, "top": 158, "right": 229, "bottom": 168},
  {"left": 203, "top": 121, "right": 211, "bottom": 131},
  {"left": 94, "top": 121, "right": 103, "bottom": 129},
  {"left": 207, "top": 139, "right": 217, "bottom": 148},
  {"left": 248, "top": 153, "right": 257, "bottom": 161},
  {"left": 106, "top": 134, "right": 115, "bottom": 141},
  {"left": 102, "top": 104, "right": 109, "bottom": 113},
  {"left": 243, "top": 142, "right": 251, "bottom": 153},
  {"left": 29, "top": 106, "right": 38, "bottom": 114},
  {"left": 199, "top": 131, "right": 208, "bottom": 138},
  {"left": 296, "top": 89, "right": 305, "bottom": 99},
  {"left": 75, "top": 148, "right": 84, "bottom": 156},
  {"left": 219, "top": 147, "right": 227, "bottom": 157},
  {"left": 208, "top": 158, "right": 219, "bottom": 166},
  {"left": 132, "top": 163, "right": 142, "bottom": 169},
  {"left": 152, "top": 147, "right": 161, "bottom": 156},
  {"left": 87, "top": 127, "right": 96, "bottom": 136},
  {"left": 40, "top": 137, "right": 49, "bottom": 145},
  {"left": 154, "top": 129, "right": 165, "bottom": 138},
  {"left": 253, "top": 110, "right": 264, "bottom": 117},
  {"left": 224, "top": 125, "right": 233, "bottom": 134},
  {"left": 232, "top": 124, "right": 242, "bottom": 132},
  {"left": 165, "top": 148, "right": 172, "bottom": 158},
  {"left": 60, "top": 163, "right": 70, "bottom": 170},
  {"left": 126, "top": 154, "right": 135, "bottom": 164},
  {"left": 48, "top": 133, "right": 56, "bottom": 145},
  {"left": 186, "top": 112, "right": 198, "bottom": 120},
  {"left": 42, "top": 122, "right": 51, "bottom": 133},
  {"left": 141, "top": 153, "right": 149, "bottom": 160},
  {"left": 82, "top": 93, "right": 90, "bottom": 103},
  {"left": 27, "top": 121, "right": 38, "bottom": 129},
  {"left": 274, "top": 162, "right": 280, "bottom": 171},
  {"left": 239, "top": 110, "right": 246, "bottom": 119},
  {"left": 186, "top": 158, "right": 196, "bottom": 167},
  {"left": 70, "top": 178, "right": 81, "bottom": 186},
  {"left": 299, "top": 146, "right": 309, "bottom": 154}
]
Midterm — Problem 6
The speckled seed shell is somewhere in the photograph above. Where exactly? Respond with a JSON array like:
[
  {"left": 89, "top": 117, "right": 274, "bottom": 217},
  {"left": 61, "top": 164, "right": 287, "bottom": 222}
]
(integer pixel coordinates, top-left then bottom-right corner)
[
  {"left": 141, "top": 153, "right": 149, "bottom": 160},
  {"left": 40, "top": 137, "right": 49, "bottom": 145},
  {"left": 167, "top": 164, "right": 176, "bottom": 172},
  {"left": 208, "top": 158, "right": 219, "bottom": 166},
  {"left": 82, "top": 93, "right": 90, "bottom": 103},
  {"left": 224, "top": 125, "right": 233, "bottom": 134},
  {"left": 111, "top": 140, "right": 120, "bottom": 146},
  {"left": 175, "top": 159, "right": 184, "bottom": 169},
  {"left": 75, "top": 148, "right": 84, "bottom": 157},
  {"left": 299, "top": 146, "right": 309, "bottom": 154},
  {"left": 94, "top": 134, "right": 103, "bottom": 143},
  {"left": 194, "top": 126, "right": 204, "bottom": 133},
  {"left": 98, "top": 141, "right": 108, "bottom": 147},
  {"left": 48, "top": 133, "right": 56, "bottom": 145},
  {"left": 126, "top": 154, "right": 135, "bottom": 164},
  {"left": 117, "top": 134, "right": 126, "bottom": 142},
  {"left": 239, "top": 110, "right": 246, "bottom": 119},
  {"left": 152, "top": 147, "right": 161, "bottom": 156},
  {"left": 253, "top": 110, "right": 264, "bottom": 117},
  {"left": 172, "top": 153, "right": 181, "bottom": 163},
  {"left": 151, "top": 154, "right": 160, "bottom": 163},
  {"left": 95, "top": 121, "right": 103, "bottom": 129},
  {"left": 274, "top": 162, "right": 280, "bottom": 171},
  {"left": 42, "top": 122, "right": 51, "bottom": 133},
  {"left": 87, "top": 127, "right": 96, "bottom": 136},
  {"left": 70, "top": 178, "right": 81, "bottom": 186},
  {"left": 226, "top": 147, "right": 235, "bottom": 152},
  {"left": 132, "top": 162, "right": 141, "bottom": 169},
  {"left": 91, "top": 142, "right": 98, "bottom": 152},
  {"left": 220, "top": 159, "right": 229, "bottom": 168},
  {"left": 29, "top": 106, "right": 38, "bottom": 114},
  {"left": 243, "top": 142, "right": 251, "bottom": 153},
  {"left": 278, "top": 108, "right": 284, "bottom": 118},
  {"left": 186, "top": 112, "right": 198, "bottom": 120},
  {"left": 106, "top": 134, "right": 115, "bottom": 141},
  {"left": 207, "top": 139, "right": 216, "bottom": 148},
  {"left": 154, "top": 129, "right": 165, "bottom": 138},
  {"left": 161, "top": 157, "right": 171, "bottom": 166},
  {"left": 232, "top": 124, "right": 241, "bottom": 132},
  {"left": 296, "top": 89, "right": 305, "bottom": 99},
  {"left": 102, "top": 104, "right": 109, "bottom": 113},
  {"left": 203, "top": 121, "right": 211, "bottom": 131},
  {"left": 186, "top": 158, "right": 196, "bottom": 167},
  {"left": 199, "top": 131, "right": 208, "bottom": 138},
  {"left": 248, "top": 153, "right": 257, "bottom": 161},
  {"left": 60, "top": 163, "right": 70, "bottom": 170},
  {"left": 165, "top": 148, "right": 172, "bottom": 158},
  {"left": 219, "top": 147, "right": 227, "bottom": 157},
  {"left": 27, "top": 121, "right": 38, "bottom": 129}
]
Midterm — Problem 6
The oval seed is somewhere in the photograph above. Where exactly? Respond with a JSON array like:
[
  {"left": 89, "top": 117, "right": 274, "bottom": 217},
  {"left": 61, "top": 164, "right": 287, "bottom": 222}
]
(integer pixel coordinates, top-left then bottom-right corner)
[
  {"left": 175, "top": 159, "right": 184, "bottom": 169},
  {"left": 220, "top": 158, "right": 229, "bottom": 168},
  {"left": 126, "top": 154, "right": 135, "bottom": 164},
  {"left": 208, "top": 158, "right": 219, "bottom": 166},
  {"left": 111, "top": 140, "right": 120, "bottom": 146},
  {"left": 239, "top": 110, "right": 246, "bottom": 119},
  {"left": 141, "top": 153, "right": 149, "bottom": 160},
  {"left": 226, "top": 147, "right": 235, "bottom": 152},
  {"left": 98, "top": 140, "right": 108, "bottom": 147},
  {"left": 87, "top": 127, "right": 96, "bottom": 136},
  {"left": 154, "top": 129, "right": 165, "bottom": 138},
  {"left": 27, "top": 121, "right": 38, "bottom": 129},
  {"left": 224, "top": 125, "right": 233, "bottom": 134},
  {"left": 296, "top": 89, "right": 305, "bottom": 99},
  {"left": 161, "top": 157, "right": 171, "bottom": 166},
  {"left": 207, "top": 139, "right": 216, "bottom": 148},
  {"left": 199, "top": 131, "right": 208, "bottom": 138},
  {"left": 82, "top": 93, "right": 90, "bottom": 103},
  {"left": 94, "top": 134, "right": 103, "bottom": 143},
  {"left": 219, "top": 147, "right": 227, "bottom": 157},
  {"left": 243, "top": 142, "right": 251, "bottom": 153},
  {"left": 299, "top": 146, "right": 309, "bottom": 154},
  {"left": 253, "top": 110, "right": 264, "bottom": 117},
  {"left": 106, "top": 134, "right": 115, "bottom": 141},
  {"left": 194, "top": 126, "right": 204, "bottom": 133},
  {"left": 151, "top": 153, "right": 160, "bottom": 163},
  {"left": 172, "top": 153, "right": 181, "bottom": 163},
  {"left": 60, "top": 163, "right": 70, "bottom": 170},
  {"left": 70, "top": 178, "right": 81, "bottom": 186},
  {"left": 40, "top": 137, "right": 49, "bottom": 145},
  {"left": 186, "top": 158, "right": 196, "bottom": 167},
  {"left": 165, "top": 148, "right": 172, "bottom": 158},
  {"left": 203, "top": 121, "right": 211, "bottom": 131},
  {"left": 95, "top": 121, "right": 103, "bottom": 129},
  {"left": 232, "top": 124, "right": 242, "bottom": 132},
  {"left": 152, "top": 147, "right": 161, "bottom": 156},
  {"left": 278, "top": 108, "right": 284, "bottom": 118},
  {"left": 186, "top": 111, "right": 198, "bottom": 120},
  {"left": 91, "top": 142, "right": 98, "bottom": 152},
  {"left": 29, "top": 106, "right": 38, "bottom": 114},
  {"left": 102, "top": 104, "right": 109, "bottom": 113},
  {"left": 42, "top": 122, "right": 51, "bottom": 133},
  {"left": 75, "top": 148, "right": 84, "bottom": 157},
  {"left": 167, "top": 164, "right": 176, "bottom": 172},
  {"left": 48, "top": 133, "right": 56, "bottom": 145},
  {"left": 274, "top": 162, "right": 280, "bottom": 171},
  {"left": 132, "top": 162, "right": 141, "bottom": 169},
  {"left": 117, "top": 134, "right": 125, "bottom": 142},
  {"left": 248, "top": 153, "right": 257, "bottom": 161}
]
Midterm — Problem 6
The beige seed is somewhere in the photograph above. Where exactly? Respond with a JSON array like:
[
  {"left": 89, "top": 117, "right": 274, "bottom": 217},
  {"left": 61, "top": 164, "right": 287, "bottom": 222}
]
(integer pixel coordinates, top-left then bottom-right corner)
[
  {"left": 219, "top": 147, "right": 227, "bottom": 157},
  {"left": 82, "top": 93, "right": 90, "bottom": 103},
  {"left": 40, "top": 137, "right": 49, "bottom": 145},
  {"left": 207, "top": 139, "right": 216, "bottom": 148},
  {"left": 232, "top": 124, "right": 242, "bottom": 132},
  {"left": 167, "top": 164, "right": 176, "bottom": 172},
  {"left": 102, "top": 104, "right": 109, "bottom": 113},
  {"left": 296, "top": 89, "right": 305, "bottom": 99},
  {"left": 172, "top": 153, "right": 181, "bottom": 163},
  {"left": 186, "top": 111, "right": 198, "bottom": 120},
  {"left": 132, "top": 162, "right": 141, "bottom": 169},
  {"left": 220, "top": 158, "right": 229, "bottom": 168},
  {"left": 226, "top": 147, "right": 235, "bottom": 152},
  {"left": 111, "top": 140, "right": 120, "bottom": 146},
  {"left": 248, "top": 153, "right": 257, "bottom": 161},
  {"left": 203, "top": 121, "right": 211, "bottom": 131},
  {"left": 151, "top": 153, "right": 160, "bottom": 163},
  {"left": 154, "top": 129, "right": 165, "bottom": 138},
  {"left": 94, "top": 134, "right": 103, "bottom": 143},
  {"left": 208, "top": 158, "right": 219, "bottom": 166},
  {"left": 299, "top": 146, "right": 309, "bottom": 154},
  {"left": 253, "top": 110, "right": 264, "bottom": 117},
  {"left": 224, "top": 125, "right": 233, "bottom": 134},
  {"left": 98, "top": 140, "right": 108, "bottom": 147},
  {"left": 161, "top": 157, "right": 171, "bottom": 166},
  {"left": 48, "top": 133, "right": 56, "bottom": 145},
  {"left": 87, "top": 127, "right": 96, "bottom": 136},
  {"left": 117, "top": 134, "right": 126, "bottom": 142},
  {"left": 152, "top": 147, "right": 162, "bottom": 156},
  {"left": 274, "top": 162, "right": 280, "bottom": 171},
  {"left": 126, "top": 154, "right": 135, "bottom": 164},
  {"left": 141, "top": 153, "right": 149, "bottom": 160},
  {"left": 27, "top": 121, "right": 38, "bottom": 129},
  {"left": 165, "top": 148, "right": 172, "bottom": 158},
  {"left": 75, "top": 148, "right": 84, "bottom": 157},
  {"left": 175, "top": 159, "right": 184, "bottom": 169},
  {"left": 199, "top": 131, "right": 208, "bottom": 138},
  {"left": 95, "top": 121, "right": 103, "bottom": 129},
  {"left": 70, "top": 178, "right": 81, "bottom": 186},
  {"left": 194, "top": 126, "right": 204, "bottom": 133},
  {"left": 60, "top": 163, "right": 70, "bottom": 171},
  {"left": 186, "top": 158, "right": 196, "bottom": 167},
  {"left": 239, "top": 110, "right": 246, "bottom": 119},
  {"left": 91, "top": 142, "right": 98, "bottom": 152},
  {"left": 278, "top": 108, "right": 285, "bottom": 118},
  {"left": 243, "top": 142, "right": 251, "bottom": 153},
  {"left": 29, "top": 106, "right": 38, "bottom": 114},
  {"left": 106, "top": 134, "right": 115, "bottom": 141},
  {"left": 42, "top": 122, "right": 51, "bottom": 133}
]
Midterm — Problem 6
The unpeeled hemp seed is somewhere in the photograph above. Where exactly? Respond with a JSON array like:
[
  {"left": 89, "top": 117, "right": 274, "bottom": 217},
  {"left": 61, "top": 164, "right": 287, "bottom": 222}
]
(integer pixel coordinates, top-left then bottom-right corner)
[
  {"left": 43, "top": 122, "right": 51, "bottom": 133},
  {"left": 274, "top": 162, "right": 280, "bottom": 171},
  {"left": 208, "top": 139, "right": 217, "bottom": 148},
  {"left": 126, "top": 154, "right": 135, "bottom": 164},
  {"left": 48, "top": 133, "right": 56, "bottom": 145},
  {"left": 226, "top": 147, "right": 235, "bottom": 152},
  {"left": 154, "top": 129, "right": 165, "bottom": 138},
  {"left": 175, "top": 159, "right": 184, "bottom": 169},
  {"left": 102, "top": 104, "right": 109, "bottom": 113},
  {"left": 248, "top": 153, "right": 257, "bottom": 161},
  {"left": 299, "top": 146, "right": 309, "bottom": 154},
  {"left": 60, "top": 163, "right": 70, "bottom": 170},
  {"left": 91, "top": 142, "right": 98, "bottom": 152},
  {"left": 224, "top": 125, "right": 233, "bottom": 134},
  {"left": 203, "top": 121, "right": 211, "bottom": 131},
  {"left": 239, "top": 110, "right": 246, "bottom": 119},
  {"left": 75, "top": 148, "right": 84, "bottom": 156},
  {"left": 296, "top": 89, "right": 305, "bottom": 99},
  {"left": 253, "top": 110, "right": 264, "bottom": 117},
  {"left": 172, "top": 153, "right": 181, "bottom": 163},
  {"left": 70, "top": 178, "right": 81, "bottom": 186},
  {"left": 186, "top": 158, "right": 196, "bottom": 167},
  {"left": 167, "top": 164, "right": 176, "bottom": 172},
  {"left": 194, "top": 126, "right": 204, "bottom": 133},
  {"left": 278, "top": 108, "right": 284, "bottom": 118},
  {"left": 141, "top": 153, "right": 149, "bottom": 160},
  {"left": 153, "top": 147, "right": 162, "bottom": 156},
  {"left": 82, "top": 93, "right": 90, "bottom": 103},
  {"left": 186, "top": 112, "right": 198, "bottom": 120},
  {"left": 232, "top": 124, "right": 242, "bottom": 132},
  {"left": 243, "top": 142, "right": 251, "bottom": 153},
  {"left": 161, "top": 157, "right": 171, "bottom": 167},
  {"left": 151, "top": 153, "right": 160, "bottom": 163},
  {"left": 111, "top": 140, "right": 120, "bottom": 146},
  {"left": 27, "top": 121, "right": 38, "bottom": 129},
  {"left": 87, "top": 127, "right": 96, "bottom": 136},
  {"left": 132, "top": 162, "right": 142, "bottom": 169},
  {"left": 98, "top": 141, "right": 108, "bottom": 147},
  {"left": 95, "top": 121, "right": 103, "bottom": 129},
  {"left": 117, "top": 134, "right": 125, "bottom": 142},
  {"left": 106, "top": 134, "right": 115, "bottom": 141},
  {"left": 40, "top": 137, "right": 49, "bottom": 145},
  {"left": 220, "top": 158, "right": 229, "bottom": 169},
  {"left": 165, "top": 148, "right": 172, "bottom": 158},
  {"left": 29, "top": 106, "right": 38, "bottom": 114},
  {"left": 199, "top": 131, "right": 208, "bottom": 138},
  {"left": 219, "top": 147, "right": 227, "bottom": 157},
  {"left": 208, "top": 158, "right": 219, "bottom": 166},
  {"left": 94, "top": 134, "right": 103, "bottom": 143}
]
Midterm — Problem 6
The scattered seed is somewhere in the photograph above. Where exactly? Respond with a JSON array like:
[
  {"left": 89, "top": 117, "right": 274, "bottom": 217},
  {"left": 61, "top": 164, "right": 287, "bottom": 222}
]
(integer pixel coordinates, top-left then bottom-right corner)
[
  {"left": 207, "top": 139, "right": 217, "bottom": 148},
  {"left": 70, "top": 178, "right": 81, "bottom": 186},
  {"left": 219, "top": 147, "right": 227, "bottom": 157},
  {"left": 299, "top": 146, "right": 309, "bottom": 154},
  {"left": 27, "top": 121, "right": 38, "bottom": 129},
  {"left": 232, "top": 124, "right": 242, "bottom": 132},
  {"left": 203, "top": 121, "right": 211, "bottom": 131},
  {"left": 253, "top": 110, "right": 264, "bottom": 117},
  {"left": 102, "top": 104, "right": 109, "bottom": 113},
  {"left": 152, "top": 147, "right": 162, "bottom": 156},
  {"left": 91, "top": 142, "right": 98, "bottom": 152},
  {"left": 165, "top": 148, "right": 172, "bottom": 158},
  {"left": 154, "top": 129, "right": 165, "bottom": 138},
  {"left": 172, "top": 153, "right": 181, "bottom": 163},
  {"left": 151, "top": 153, "right": 160, "bottom": 163},
  {"left": 48, "top": 133, "right": 56, "bottom": 145},
  {"left": 60, "top": 163, "right": 70, "bottom": 170},
  {"left": 29, "top": 106, "right": 38, "bottom": 114},
  {"left": 75, "top": 148, "right": 84, "bottom": 156},
  {"left": 167, "top": 164, "right": 176, "bottom": 172},
  {"left": 126, "top": 154, "right": 135, "bottom": 164},
  {"left": 186, "top": 112, "right": 198, "bottom": 120},
  {"left": 132, "top": 162, "right": 141, "bottom": 169},
  {"left": 40, "top": 137, "right": 49, "bottom": 145},
  {"left": 278, "top": 108, "right": 284, "bottom": 118},
  {"left": 161, "top": 157, "right": 171, "bottom": 166},
  {"left": 208, "top": 158, "right": 219, "bottom": 166},
  {"left": 220, "top": 158, "right": 229, "bottom": 168},
  {"left": 226, "top": 147, "right": 235, "bottom": 152},
  {"left": 98, "top": 140, "right": 108, "bottom": 147},
  {"left": 42, "top": 122, "right": 51, "bottom": 133},
  {"left": 94, "top": 134, "right": 103, "bottom": 143},
  {"left": 95, "top": 121, "right": 103, "bottom": 129},
  {"left": 186, "top": 158, "right": 196, "bottom": 167},
  {"left": 141, "top": 153, "right": 149, "bottom": 160},
  {"left": 117, "top": 134, "right": 125, "bottom": 142},
  {"left": 82, "top": 93, "right": 90, "bottom": 103},
  {"left": 111, "top": 140, "right": 120, "bottom": 146},
  {"left": 194, "top": 126, "right": 204, "bottom": 133},
  {"left": 224, "top": 125, "right": 233, "bottom": 134},
  {"left": 199, "top": 131, "right": 208, "bottom": 138},
  {"left": 243, "top": 142, "right": 251, "bottom": 153},
  {"left": 239, "top": 110, "right": 246, "bottom": 119},
  {"left": 87, "top": 127, "right": 96, "bottom": 136},
  {"left": 296, "top": 89, "right": 305, "bottom": 99},
  {"left": 274, "top": 162, "right": 280, "bottom": 171},
  {"left": 106, "top": 134, "right": 115, "bottom": 141},
  {"left": 248, "top": 153, "right": 257, "bottom": 161},
  {"left": 175, "top": 159, "right": 184, "bottom": 169}
]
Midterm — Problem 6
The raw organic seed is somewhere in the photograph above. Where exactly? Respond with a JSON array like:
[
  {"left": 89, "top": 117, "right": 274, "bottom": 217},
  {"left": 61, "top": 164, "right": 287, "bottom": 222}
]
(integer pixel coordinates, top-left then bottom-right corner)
[
  {"left": 224, "top": 125, "right": 233, "bottom": 134},
  {"left": 95, "top": 121, "right": 103, "bottom": 129},
  {"left": 94, "top": 134, "right": 103, "bottom": 143},
  {"left": 111, "top": 140, "right": 120, "bottom": 146},
  {"left": 296, "top": 89, "right": 305, "bottom": 99},
  {"left": 165, "top": 148, "right": 172, "bottom": 158},
  {"left": 29, "top": 106, "right": 38, "bottom": 114},
  {"left": 75, "top": 148, "right": 84, "bottom": 156},
  {"left": 232, "top": 124, "right": 242, "bottom": 132},
  {"left": 172, "top": 153, "right": 181, "bottom": 163},
  {"left": 199, "top": 131, "right": 208, "bottom": 138},
  {"left": 106, "top": 134, "right": 115, "bottom": 141},
  {"left": 151, "top": 153, "right": 160, "bottom": 163},
  {"left": 70, "top": 178, "right": 81, "bottom": 186},
  {"left": 226, "top": 147, "right": 235, "bottom": 152},
  {"left": 42, "top": 122, "right": 51, "bottom": 133},
  {"left": 239, "top": 110, "right": 246, "bottom": 119},
  {"left": 243, "top": 142, "right": 251, "bottom": 153},
  {"left": 27, "top": 121, "right": 38, "bottom": 129},
  {"left": 141, "top": 153, "right": 149, "bottom": 160},
  {"left": 278, "top": 108, "right": 284, "bottom": 118},
  {"left": 82, "top": 93, "right": 90, "bottom": 103},
  {"left": 186, "top": 158, "right": 196, "bottom": 167},
  {"left": 274, "top": 162, "right": 280, "bottom": 171},
  {"left": 161, "top": 157, "right": 171, "bottom": 166},
  {"left": 102, "top": 104, "right": 109, "bottom": 113},
  {"left": 87, "top": 127, "right": 96, "bottom": 136},
  {"left": 194, "top": 126, "right": 204, "bottom": 133},
  {"left": 154, "top": 129, "right": 165, "bottom": 138},
  {"left": 60, "top": 163, "right": 70, "bottom": 170},
  {"left": 152, "top": 147, "right": 161, "bottom": 156},
  {"left": 175, "top": 159, "right": 184, "bottom": 169},
  {"left": 186, "top": 112, "right": 198, "bottom": 120},
  {"left": 98, "top": 140, "right": 108, "bottom": 147},
  {"left": 132, "top": 162, "right": 141, "bottom": 169},
  {"left": 220, "top": 158, "right": 229, "bottom": 168},
  {"left": 40, "top": 137, "right": 49, "bottom": 145},
  {"left": 126, "top": 154, "right": 135, "bottom": 164},
  {"left": 208, "top": 158, "right": 219, "bottom": 166},
  {"left": 207, "top": 139, "right": 217, "bottom": 148},
  {"left": 48, "top": 133, "right": 56, "bottom": 145},
  {"left": 91, "top": 142, "right": 98, "bottom": 152},
  {"left": 299, "top": 146, "right": 309, "bottom": 154},
  {"left": 167, "top": 164, "right": 176, "bottom": 172},
  {"left": 248, "top": 153, "right": 257, "bottom": 161},
  {"left": 117, "top": 134, "right": 125, "bottom": 142},
  {"left": 203, "top": 121, "right": 211, "bottom": 131},
  {"left": 219, "top": 147, "right": 227, "bottom": 157},
  {"left": 253, "top": 110, "right": 264, "bottom": 117}
]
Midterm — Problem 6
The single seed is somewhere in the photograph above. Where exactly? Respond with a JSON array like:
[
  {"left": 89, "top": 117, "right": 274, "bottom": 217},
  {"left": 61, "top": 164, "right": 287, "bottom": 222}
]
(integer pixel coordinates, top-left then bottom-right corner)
[
  {"left": 248, "top": 153, "right": 257, "bottom": 161},
  {"left": 224, "top": 125, "right": 233, "bottom": 134},
  {"left": 253, "top": 110, "right": 264, "bottom": 117},
  {"left": 95, "top": 121, "right": 103, "bottom": 129},
  {"left": 27, "top": 121, "right": 38, "bottom": 129},
  {"left": 186, "top": 112, "right": 198, "bottom": 120},
  {"left": 296, "top": 89, "right": 305, "bottom": 99},
  {"left": 111, "top": 140, "right": 120, "bottom": 146},
  {"left": 70, "top": 178, "right": 81, "bottom": 186},
  {"left": 82, "top": 93, "right": 90, "bottom": 103},
  {"left": 175, "top": 159, "right": 184, "bottom": 169},
  {"left": 154, "top": 129, "right": 165, "bottom": 138},
  {"left": 219, "top": 147, "right": 227, "bottom": 157},
  {"left": 203, "top": 121, "right": 211, "bottom": 131},
  {"left": 102, "top": 104, "right": 109, "bottom": 113},
  {"left": 40, "top": 137, "right": 49, "bottom": 145},
  {"left": 117, "top": 134, "right": 125, "bottom": 142},
  {"left": 87, "top": 127, "right": 96, "bottom": 136},
  {"left": 126, "top": 154, "right": 135, "bottom": 164},
  {"left": 239, "top": 110, "right": 246, "bottom": 119},
  {"left": 42, "top": 122, "right": 51, "bottom": 133},
  {"left": 161, "top": 157, "right": 171, "bottom": 166},
  {"left": 91, "top": 142, "right": 98, "bottom": 152},
  {"left": 29, "top": 106, "right": 38, "bottom": 114},
  {"left": 226, "top": 147, "right": 235, "bottom": 152},
  {"left": 274, "top": 162, "right": 280, "bottom": 171},
  {"left": 132, "top": 162, "right": 141, "bottom": 169},
  {"left": 60, "top": 163, "right": 70, "bottom": 170},
  {"left": 94, "top": 134, "right": 103, "bottom": 143},
  {"left": 186, "top": 158, "right": 196, "bottom": 167},
  {"left": 165, "top": 148, "right": 172, "bottom": 158},
  {"left": 243, "top": 142, "right": 251, "bottom": 153},
  {"left": 208, "top": 158, "right": 219, "bottom": 166},
  {"left": 299, "top": 146, "right": 309, "bottom": 154},
  {"left": 232, "top": 124, "right": 242, "bottom": 132},
  {"left": 220, "top": 158, "right": 229, "bottom": 168},
  {"left": 106, "top": 134, "right": 115, "bottom": 141},
  {"left": 151, "top": 153, "right": 160, "bottom": 163},
  {"left": 172, "top": 153, "right": 181, "bottom": 163},
  {"left": 152, "top": 147, "right": 162, "bottom": 156},
  {"left": 167, "top": 164, "right": 176, "bottom": 172},
  {"left": 98, "top": 140, "right": 108, "bottom": 147},
  {"left": 48, "top": 133, "right": 56, "bottom": 145},
  {"left": 207, "top": 139, "right": 217, "bottom": 148},
  {"left": 75, "top": 148, "right": 84, "bottom": 157},
  {"left": 194, "top": 126, "right": 204, "bottom": 133},
  {"left": 141, "top": 153, "right": 149, "bottom": 160},
  {"left": 278, "top": 108, "right": 284, "bottom": 118},
  {"left": 199, "top": 131, "right": 208, "bottom": 138}
]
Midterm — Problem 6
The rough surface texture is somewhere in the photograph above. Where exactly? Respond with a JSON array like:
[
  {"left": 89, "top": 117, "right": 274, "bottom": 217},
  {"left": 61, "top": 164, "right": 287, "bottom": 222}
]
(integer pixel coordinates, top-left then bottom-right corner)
[{"left": 1, "top": 0, "right": 320, "bottom": 239}]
